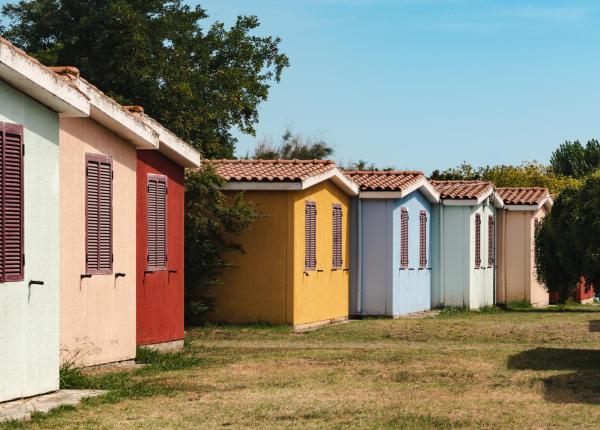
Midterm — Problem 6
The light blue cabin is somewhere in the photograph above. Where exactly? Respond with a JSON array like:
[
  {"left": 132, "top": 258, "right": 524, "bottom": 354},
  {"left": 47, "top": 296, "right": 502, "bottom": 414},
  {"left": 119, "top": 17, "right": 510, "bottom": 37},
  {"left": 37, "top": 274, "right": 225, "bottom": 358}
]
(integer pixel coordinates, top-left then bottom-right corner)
[
  {"left": 430, "top": 181, "right": 504, "bottom": 310},
  {"left": 349, "top": 172, "right": 440, "bottom": 317}
]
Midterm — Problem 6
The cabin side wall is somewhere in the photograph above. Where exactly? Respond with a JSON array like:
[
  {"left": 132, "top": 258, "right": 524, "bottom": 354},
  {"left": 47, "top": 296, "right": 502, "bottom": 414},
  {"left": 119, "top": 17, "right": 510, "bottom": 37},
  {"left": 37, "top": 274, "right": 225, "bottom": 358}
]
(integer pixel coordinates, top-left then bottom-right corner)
[
  {"left": 209, "top": 191, "right": 291, "bottom": 324},
  {"left": 0, "top": 81, "right": 60, "bottom": 401},
  {"left": 136, "top": 150, "right": 185, "bottom": 346},
  {"left": 59, "top": 117, "right": 137, "bottom": 366}
]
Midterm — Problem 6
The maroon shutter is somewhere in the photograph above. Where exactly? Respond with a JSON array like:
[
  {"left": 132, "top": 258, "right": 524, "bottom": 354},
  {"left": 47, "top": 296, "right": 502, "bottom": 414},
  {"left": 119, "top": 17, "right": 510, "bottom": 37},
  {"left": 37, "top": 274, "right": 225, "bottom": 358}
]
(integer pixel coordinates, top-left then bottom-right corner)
[
  {"left": 475, "top": 213, "right": 481, "bottom": 268},
  {"left": 0, "top": 123, "right": 24, "bottom": 282},
  {"left": 305, "top": 201, "right": 316, "bottom": 270},
  {"left": 487, "top": 215, "right": 494, "bottom": 267},
  {"left": 147, "top": 174, "right": 168, "bottom": 271},
  {"left": 332, "top": 204, "right": 342, "bottom": 269},
  {"left": 419, "top": 210, "right": 427, "bottom": 269},
  {"left": 86, "top": 154, "right": 112, "bottom": 274},
  {"left": 400, "top": 207, "right": 409, "bottom": 269}
]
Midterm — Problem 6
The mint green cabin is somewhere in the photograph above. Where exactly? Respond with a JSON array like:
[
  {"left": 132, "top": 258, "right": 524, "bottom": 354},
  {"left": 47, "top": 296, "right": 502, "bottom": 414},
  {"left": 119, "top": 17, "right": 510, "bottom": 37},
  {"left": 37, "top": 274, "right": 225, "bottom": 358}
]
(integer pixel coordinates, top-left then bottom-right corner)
[
  {"left": 430, "top": 181, "right": 504, "bottom": 310},
  {"left": 0, "top": 38, "right": 89, "bottom": 402}
]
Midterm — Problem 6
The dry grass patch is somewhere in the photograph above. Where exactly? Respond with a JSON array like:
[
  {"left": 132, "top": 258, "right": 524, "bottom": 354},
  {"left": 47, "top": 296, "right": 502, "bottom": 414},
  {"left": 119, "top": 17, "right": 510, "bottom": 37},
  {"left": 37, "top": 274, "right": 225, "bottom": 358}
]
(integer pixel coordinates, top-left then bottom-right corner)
[{"left": 4, "top": 307, "right": 600, "bottom": 429}]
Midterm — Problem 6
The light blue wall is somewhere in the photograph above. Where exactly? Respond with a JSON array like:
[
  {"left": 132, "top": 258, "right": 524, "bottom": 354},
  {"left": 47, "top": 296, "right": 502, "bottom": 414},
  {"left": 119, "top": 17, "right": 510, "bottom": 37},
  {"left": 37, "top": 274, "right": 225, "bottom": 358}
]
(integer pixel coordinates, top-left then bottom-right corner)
[
  {"left": 355, "top": 190, "right": 432, "bottom": 317},
  {"left": 392, "top": 192, "right": 432, "bottom": 315},
  {"left": 0, "top": 81, "right": 60, "bottom": 402}
]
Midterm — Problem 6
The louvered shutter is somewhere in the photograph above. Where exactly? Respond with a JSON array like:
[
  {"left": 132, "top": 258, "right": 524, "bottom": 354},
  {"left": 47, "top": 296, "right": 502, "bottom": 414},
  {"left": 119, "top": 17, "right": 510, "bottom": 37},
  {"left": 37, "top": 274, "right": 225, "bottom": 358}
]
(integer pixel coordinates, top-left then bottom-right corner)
[
  {"left": 332, "top": 204, "right": 342, "bottom": 269},
  {"left": 475, "top": 214, "right": 481, "bottom": 268},
  {"left": 0, "top": 123, "right": 24, "bottom": 282},
  {"left": 305, "top": 201, "right": 316, "bottom": 270},
  {"left": 86, "top": 154, "right": 112, "bottom": 274},
  {"left": 419, "top": 210, "right": 427, "bottom": 269},
  {"left": 400, "top": 208, "right": 409, "bottom": 269},
  {"left": 147, "top": 174, "right": 168, "bottom": 271},
  {"left": 487, "top": 215, "right": 494, "bottom": 267}
]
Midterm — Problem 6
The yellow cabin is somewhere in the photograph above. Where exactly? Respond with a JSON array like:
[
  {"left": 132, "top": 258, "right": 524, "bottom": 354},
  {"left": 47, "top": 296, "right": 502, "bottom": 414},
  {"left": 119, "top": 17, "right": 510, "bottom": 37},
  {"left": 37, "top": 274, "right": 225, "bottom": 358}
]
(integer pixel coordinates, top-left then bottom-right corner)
[{"left": 209, "top": 159, "right": 359, "bottom": 330}]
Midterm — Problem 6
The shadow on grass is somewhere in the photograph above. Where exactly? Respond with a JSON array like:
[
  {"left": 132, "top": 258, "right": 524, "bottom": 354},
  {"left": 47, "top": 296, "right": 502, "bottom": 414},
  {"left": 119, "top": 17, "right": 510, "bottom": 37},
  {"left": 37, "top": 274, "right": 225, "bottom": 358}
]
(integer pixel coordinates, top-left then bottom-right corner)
[
  {"left": 508, "top": 348, "right": 600, "bottom": 403},
  {"left": 501, "top": 306, "right": 600, "bottom": 314},
  {"left": 589, "top": 320, "right": 600, "bottom": 332}
]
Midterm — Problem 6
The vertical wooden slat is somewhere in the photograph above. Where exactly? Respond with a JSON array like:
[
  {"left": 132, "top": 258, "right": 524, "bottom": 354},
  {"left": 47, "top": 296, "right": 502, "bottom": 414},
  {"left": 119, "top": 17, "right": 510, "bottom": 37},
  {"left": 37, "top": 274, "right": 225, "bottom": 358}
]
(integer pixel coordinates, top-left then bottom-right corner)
[
  {"left": 475, "top": 213, "right": 481, "bottom": 268},
  {"left": 86, "top": 154, "right": 112, "bottom": 274},
  {"left": 147, "top": 173, "right": 168, "bottom": 271},
  {"left": 305, "top": 201, "right": 316, "bottom": 270},
  {"left": 332, "top": 204, "right": 342, "bottom": 269},
  {"left": 487, "top": 215, "right": 494, "bottom": 267},
  {"left": 400, "top": 207, "right": 409, "bottom": 269},
  {"left": 419, "top": 210, "right": 427, "bottom": 269},
  {"left": 0, "top": 123, "right": 24, "bottom": 281}
]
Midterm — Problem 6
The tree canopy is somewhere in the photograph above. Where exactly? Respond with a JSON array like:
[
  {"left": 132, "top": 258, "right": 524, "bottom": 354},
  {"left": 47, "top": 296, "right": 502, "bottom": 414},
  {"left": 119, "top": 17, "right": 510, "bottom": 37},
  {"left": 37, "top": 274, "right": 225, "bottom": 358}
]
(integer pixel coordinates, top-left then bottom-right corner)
[
  {"left": 550, "top": 139, "right": 600, "bottom": 179},
  {"left": 2, "top": 0, "right": 289, "bottom": 159},
  {"left": 430, "top": 161, "right": 581, "bottom": 195},
  {"left": 535, "top": 174, "right": 600, "bottom": 300},
  {"left": 252, "top": 129, "right": 334, "bottom": 160}
]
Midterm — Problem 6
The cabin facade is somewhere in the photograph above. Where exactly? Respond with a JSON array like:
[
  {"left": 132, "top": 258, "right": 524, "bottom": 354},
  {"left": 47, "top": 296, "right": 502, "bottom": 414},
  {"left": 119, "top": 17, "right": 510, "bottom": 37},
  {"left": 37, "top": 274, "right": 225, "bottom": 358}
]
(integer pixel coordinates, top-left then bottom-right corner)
[
  {"left": 209, "top": 159, "right": 358, "bottom": 330},
  {"left": 496, "top": 187, "right": 552, "bottom": 306},
  {"left": 431, "top": 181, "right": 504, "bottom": 309},
  {"left": 347, "top": 171, "right": 440, "bottom": 317}
]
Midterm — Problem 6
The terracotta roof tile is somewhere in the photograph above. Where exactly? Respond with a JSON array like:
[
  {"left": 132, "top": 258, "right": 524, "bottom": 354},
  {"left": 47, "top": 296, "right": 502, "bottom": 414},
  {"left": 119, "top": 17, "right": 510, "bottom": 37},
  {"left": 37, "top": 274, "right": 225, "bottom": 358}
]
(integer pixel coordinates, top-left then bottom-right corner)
[
  {"left": 431, "top": 180, "right": 494, "bottom": 200},
  {"left": 208, "top": 159, "right": 336, "bottom": 182},
  {"left": 496, "top": 187, "right": 549, "bottom": 205},
  {"left": 345, "top": 170, "right": 424, "bottom": 192}
]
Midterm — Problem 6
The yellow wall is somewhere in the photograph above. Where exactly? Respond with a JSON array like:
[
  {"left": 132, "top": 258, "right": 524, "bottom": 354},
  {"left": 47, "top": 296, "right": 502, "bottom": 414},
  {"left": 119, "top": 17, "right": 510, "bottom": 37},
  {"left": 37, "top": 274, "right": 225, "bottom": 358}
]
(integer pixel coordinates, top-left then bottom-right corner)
[
  {"left": 292, "top": 182, "right": 350, "bottom": 326},
  {"left": 210, "top": 191, "right": 293, "bottom": 324},
  {"left": 210, "top": 180, "right": 351, "bottom": 326},
  {"left": 59, "top": 118, "right": 137, "bottom": 366}
]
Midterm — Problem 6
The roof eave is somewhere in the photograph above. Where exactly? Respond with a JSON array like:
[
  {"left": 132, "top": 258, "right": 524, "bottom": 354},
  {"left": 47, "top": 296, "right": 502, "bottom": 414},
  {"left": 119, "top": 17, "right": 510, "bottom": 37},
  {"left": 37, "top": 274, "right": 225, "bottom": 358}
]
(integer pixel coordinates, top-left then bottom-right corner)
[
  {"left": 358, "top": 178, "right": 440, "bottom": 203},
  {"left": 140, "top": 114, "right": 201, "bottom": 167},
  {"left": 0, "top": 42, "right": 90, "bottom": 117}
]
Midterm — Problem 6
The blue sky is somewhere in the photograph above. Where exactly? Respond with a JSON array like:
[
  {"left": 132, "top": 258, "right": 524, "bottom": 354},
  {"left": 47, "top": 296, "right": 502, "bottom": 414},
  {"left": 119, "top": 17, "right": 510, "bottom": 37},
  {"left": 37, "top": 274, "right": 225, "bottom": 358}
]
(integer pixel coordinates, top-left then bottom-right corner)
[
  {"left": 2, "top": 1, "right": 600, "bottom": 173},
  {"left": 195, "top": 0, "right": 600, "bottom": 173}
]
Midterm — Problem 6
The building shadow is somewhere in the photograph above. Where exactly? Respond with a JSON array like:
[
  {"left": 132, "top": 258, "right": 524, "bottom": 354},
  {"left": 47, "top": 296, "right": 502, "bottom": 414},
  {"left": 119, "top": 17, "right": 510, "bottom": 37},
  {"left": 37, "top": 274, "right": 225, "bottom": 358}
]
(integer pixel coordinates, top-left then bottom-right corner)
[
  {"left": 508, "top": 348, "right": 600, "bottom": 404},
  {"left": 589, "top": 320, "right": 600, "bottom": 332}
]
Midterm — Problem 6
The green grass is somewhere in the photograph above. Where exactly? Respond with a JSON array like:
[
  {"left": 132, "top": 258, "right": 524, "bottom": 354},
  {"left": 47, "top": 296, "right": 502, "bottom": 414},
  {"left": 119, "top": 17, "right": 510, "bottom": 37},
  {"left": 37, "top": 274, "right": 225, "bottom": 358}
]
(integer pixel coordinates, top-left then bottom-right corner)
[{"left": 5, "top": 305, "right": 600, "bottom": 429}]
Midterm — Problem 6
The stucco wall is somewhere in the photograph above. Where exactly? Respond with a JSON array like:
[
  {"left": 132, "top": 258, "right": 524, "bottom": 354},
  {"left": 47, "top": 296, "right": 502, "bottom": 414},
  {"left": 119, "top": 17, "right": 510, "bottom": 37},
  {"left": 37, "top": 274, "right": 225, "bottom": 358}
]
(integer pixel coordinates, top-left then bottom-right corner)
[
  {"left": 293, "top": 181, "right": 350, "bottom": 325},
  {"left": 0, "top": 81, "right": 60, "bottom": 402},
  {"left": 497, "top": 207, "right": 549, "bottom": 306},
  {"left": 59, "top": 117, "right": 137, "bottom": 366},
  {"left": 392, "top": 192, "right": 432, "bottom": 315},
  {"left": 136, "top": 150, "right": 185, "bottom": 346},
  {"left": 211, "top": 191, "right": 291, "bottom": 324}
]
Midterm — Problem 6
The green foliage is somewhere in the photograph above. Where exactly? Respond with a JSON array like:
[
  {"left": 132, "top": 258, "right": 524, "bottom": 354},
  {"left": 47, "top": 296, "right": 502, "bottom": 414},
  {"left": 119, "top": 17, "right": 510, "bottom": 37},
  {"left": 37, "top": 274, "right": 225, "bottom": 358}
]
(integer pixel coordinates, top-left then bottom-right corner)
[
  {"left": 550, "top": 139, "right": 600, "bottom": 178},
  {"left": 534, "top": 176, "right": 600, "bottom": 301},
  {"left": 344, "top": 160, "right": 395, "bottom": 171},
  {"left": 252, "top": 129, "right": 334, "bottom": 160},
  {"left": 184, "top": 165, "right": 260, "bottom": 324},
  {"left": 2, "top": 0, "right": 289, "bottom": 158},
  {"left": 430, "top": 161, "right": 581, "bottom": 195}
]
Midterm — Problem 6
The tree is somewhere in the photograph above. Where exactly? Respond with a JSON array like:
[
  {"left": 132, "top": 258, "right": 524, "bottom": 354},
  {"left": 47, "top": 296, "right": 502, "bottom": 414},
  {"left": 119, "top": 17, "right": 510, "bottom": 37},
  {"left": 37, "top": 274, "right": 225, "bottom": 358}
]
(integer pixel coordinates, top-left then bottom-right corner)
[
  {"left": 252, "top": 129, "right": 334, "bottom": 160},
  {"left": 430, "top": 161, "right": 581, "bottom": 195},
  {"left": 535, "top": 174, "right": 600, "bottom": 301},
  {"left": 550, "top": 139, "right": 600, "bottom": 179},
  {"left": 184, "top": 165, "right": 259, "bottom": 324},
  {"left": 2, "top": 0, "right": 289, "bottom": 159}
]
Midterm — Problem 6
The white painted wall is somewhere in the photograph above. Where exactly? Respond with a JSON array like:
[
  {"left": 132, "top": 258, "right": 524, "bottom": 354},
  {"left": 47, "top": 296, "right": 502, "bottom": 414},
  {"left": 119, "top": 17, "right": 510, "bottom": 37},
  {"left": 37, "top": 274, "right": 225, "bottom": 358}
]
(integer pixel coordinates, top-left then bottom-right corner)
[{"left": 0, "top": 80, "right": 60, "bottom": 402}]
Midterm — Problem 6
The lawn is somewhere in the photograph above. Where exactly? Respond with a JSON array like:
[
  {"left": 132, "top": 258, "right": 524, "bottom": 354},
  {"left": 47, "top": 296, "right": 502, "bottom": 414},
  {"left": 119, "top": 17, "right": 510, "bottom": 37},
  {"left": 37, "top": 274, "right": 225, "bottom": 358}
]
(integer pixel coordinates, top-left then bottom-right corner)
[{"left": 4, "top": 305, "right": 600, "bottom": 429}]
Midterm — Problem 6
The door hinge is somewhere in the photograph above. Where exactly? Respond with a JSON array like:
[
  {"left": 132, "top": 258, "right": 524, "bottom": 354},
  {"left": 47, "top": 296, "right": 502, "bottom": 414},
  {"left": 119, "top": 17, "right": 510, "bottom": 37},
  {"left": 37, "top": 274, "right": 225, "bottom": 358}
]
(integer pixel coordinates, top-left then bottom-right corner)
[
  {"left": 22, "top": 144, "right": 25, "bottom": 156},
  {"left": 22, "top": 254, "right": 25, "bottom": 266}
]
